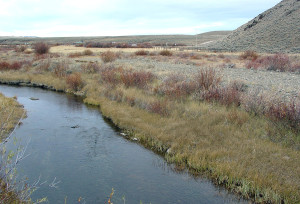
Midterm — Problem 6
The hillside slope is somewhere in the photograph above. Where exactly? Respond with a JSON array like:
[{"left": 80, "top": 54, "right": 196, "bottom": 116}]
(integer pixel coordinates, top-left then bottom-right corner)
[{"left": 203, "top": 0, "right": 300, "bottom": 53}]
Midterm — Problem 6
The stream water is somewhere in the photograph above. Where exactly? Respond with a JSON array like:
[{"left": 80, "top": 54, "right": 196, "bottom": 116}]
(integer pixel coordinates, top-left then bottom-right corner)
[{"left": 0, "top": 85, "right": 248, "bottom": 204}]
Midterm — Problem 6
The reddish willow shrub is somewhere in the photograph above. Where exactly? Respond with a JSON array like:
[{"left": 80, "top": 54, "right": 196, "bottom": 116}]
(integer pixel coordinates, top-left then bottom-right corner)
[
  {"left": 195, "top": 68, "right": 221, "bottom": 90},
  {"left": 135, "top": 50, "right": 149, "bottom": 56},
  {"left": 147, "top": 100, "right": 169, "bottom": 116},
  {"left": 239, "top": 50, "right": 259, "bottom": 61},
  {"left": 66, "top": 73, "right": 83, "bottom": 91},
  {"left": 101, "top": 51, "right": 117, "bottom": 63},
  {"left": 100, "top": 66, "right": 155, "bottom": 89},
  {"left": 156, "top": 75, "right": 197, "bottom": 100},
  {"left": 246, "top": 53, "right": 292, "bottom": 72},
  {"left": 0, "top": 60, "right": 31, "bottom": 71},
  {"left": 159, "top": 50, "right": 173, "bottom": 56},
  {"left": 34, "top": 42, "right": 50, "bottom": 55},
  {"left": 266, "top": 99, "right": 300, "bottom": 130}
]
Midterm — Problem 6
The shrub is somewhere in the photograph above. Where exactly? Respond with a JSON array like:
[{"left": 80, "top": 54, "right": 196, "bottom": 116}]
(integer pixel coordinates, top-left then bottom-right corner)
[
  {"left": 9, "top": 61, "right": 22, "bottom": 70},
  {"left": 101, "top": 51, "right": 117, "bottom": 63},
  {"left": 0, "top": 60, "right": 30, "bottom": 71},
  {"left": 264, "top": 53, "right": 291, "bottom": 71},
  {"left": 68, "top": 52, "right": 83, "bottom": 58},
  {"left": 157, "top": 75, "right": 197, "bottom": 100},
  {"left": 81, "top": 62, "right": 100, "bottom": 73},
  {"left": 66, "top": 72, "right": 83, "bottom": 91},
  {"left": 99, "top": 66, "right": 122, "bottom": 86},
  {"left": 99, "top": 66, "right": 155, "bottom": 89},
  {"left": 219, "top": 86, "right": 241, "bottom": 106},
  {"left": 218, "top": 54, "right": 225, "bottom": 58},
  {"left": 147, "top": 100, "right": 169, "bottom": 116},
  {"left": 159, "top": 50, "right": 172, "bottom": 56},
  {"left": 266, "top": 99, "right": 300, "bottom": 130},
  {"left": 195, "top": 85, "right": 241, "bottom": 107},
  {"left": 14, "top": 45, "right": 27, "bottom": 52},
  {"left": 241, "top": 90, "right": 268, "bottom": 115},
  {"left": 135, "top": 50, "right": 149, "bottom": 56},
  {"left": 245, "top": 60, "right": 262, "bottom": 69},
  {"left": 245, "top": 53, "right": 291, "bottom": 71},
  {"left": 239, "top": 50, "right": 259, "bottom": 60},
  {"left": 53, "top": 60, "right": 68, "bottom": 77},
  {"left": 36, "top": 58, "right": 51, "bottom": 72},
  {"left": 83, "top": 49, "right": 93, "bottom": 56},
  {"left": 0, "top": 61, "right": 10, "bottom": 70},
  {"left": 120, "top": 69, "right": 155, "bottom": 89},
  {"left": 194, "top": 68, "right": 221, "bottom": 90},
  {"left": 33, "top": 42, "right": 50, "bottom": 55}
]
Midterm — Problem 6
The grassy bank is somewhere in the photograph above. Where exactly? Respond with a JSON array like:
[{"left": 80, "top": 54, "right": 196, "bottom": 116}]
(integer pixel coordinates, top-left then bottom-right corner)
[
  {"left": 0, "top": 70, "right": 299, "bottom": 203},
  {"left": 0, "top": 91, "right": 27, "bottom": 203},
  {"left": 0, "top": 46, "right": 299, "bottom": 203},
  {"left": 0, "top": 92, "right": 25, "bottom": 142}
]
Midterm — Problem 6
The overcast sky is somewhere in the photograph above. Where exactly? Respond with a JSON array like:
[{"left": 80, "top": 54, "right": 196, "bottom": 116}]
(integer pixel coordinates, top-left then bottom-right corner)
[{"left": 0, "top": 0, "right": 282, "bottom": 37}]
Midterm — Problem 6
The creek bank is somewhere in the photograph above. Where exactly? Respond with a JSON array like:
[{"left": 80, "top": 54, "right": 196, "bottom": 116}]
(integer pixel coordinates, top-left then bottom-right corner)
[{"left": 0, "top": 76, "right": 298, "bottom": 203}]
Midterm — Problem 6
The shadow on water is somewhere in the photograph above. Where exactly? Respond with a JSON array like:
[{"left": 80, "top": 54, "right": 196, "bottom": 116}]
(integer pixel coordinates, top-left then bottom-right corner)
[{"left": 0, "top": 85, "right": 249, "bottom": 204}]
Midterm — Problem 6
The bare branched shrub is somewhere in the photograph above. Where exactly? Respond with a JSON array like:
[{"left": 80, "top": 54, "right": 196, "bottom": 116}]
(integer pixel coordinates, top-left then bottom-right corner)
[
  {"left": 120, "top": 69, "right": 155, "bottom": 89},
  {"left": 33, "top": 42, "right": 50, "bottom": 55},
  {"left": 157, "top": 75, "right": 197, "bottom": 100},
  {"left": 194, "top": 68, "right": 221, "bottom": 90},
  {"left": 266, "top": 98, "right": 300, "bottom": 130},
  {"left": 14, "top": 45, "right": 27, "bottom": 53},
  {"left": 239, "top": 50, "right": 259, "bottom": 61},
  {"left": 36, "top": 58, "right": 51, "bottom": 72},
  {"left": 0, "top": 61, "right": 10, "bottom": 70},
  {"left": 68, "top": 52, "right": 83, "bottom": 58},
  {"left": 66, "top": 72, "right": 84, "bottom": 91},
  {"left": 83, "top": 49, "right": 93, "bottom": 56},
  {"left": 81, "top": 62, "right": 100, "bottom": 73},
  {"left": 241, "top": 90, "right": 268, "bottom": 115},
  {"left": 159, "top": 50, "right": 173, "bottom": 56},
  {"left": 245, "top": 54, "right": 291, "bottom": 72},
  {"left": 0, "top": 60, "right": 31, "bottom": 71},
  {"left": 147, "top": 100, "right": 169, "bottom": 116},
  {"left": 100, "top": 66, "right": 155, "bottom": 89},
  {"left": 53, "top": 60, "right": 68, "bottom": 77},
  {"left": 99, "top": 65, "right": 122, "bottom": 86},
  {"left": 218, "top": 54, "right": 225, "bottom": 59},
  {"left": 265, "top": 54, "right": 291, "bottom": 71},
  {"left": 101, "top": 51, "right": 117, "bottom": 63},
  {"left": 135, "top": 50, "right": 149, "bottom": 56}
]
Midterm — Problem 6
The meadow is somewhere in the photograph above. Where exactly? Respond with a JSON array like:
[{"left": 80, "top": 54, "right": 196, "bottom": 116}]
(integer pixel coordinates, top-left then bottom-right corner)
[{"left": 0, "top": 43, "right": 299, "bottom": 203}]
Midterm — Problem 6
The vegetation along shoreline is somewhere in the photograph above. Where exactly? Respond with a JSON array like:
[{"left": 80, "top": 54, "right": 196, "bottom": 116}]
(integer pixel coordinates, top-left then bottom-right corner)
[{"left": 0, "top": 45, "right": 299, "bottom": 203}]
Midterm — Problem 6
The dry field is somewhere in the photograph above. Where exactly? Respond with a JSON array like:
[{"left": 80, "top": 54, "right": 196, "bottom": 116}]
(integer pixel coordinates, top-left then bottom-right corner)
[{"left": 0, "top": 44, "right": 299, "bottom": 203}]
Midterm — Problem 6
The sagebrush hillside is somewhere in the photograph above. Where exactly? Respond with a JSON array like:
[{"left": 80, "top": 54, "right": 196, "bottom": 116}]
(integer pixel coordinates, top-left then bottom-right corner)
[{"left": 203, "top": 0, "right": 300, "bottom": 53}]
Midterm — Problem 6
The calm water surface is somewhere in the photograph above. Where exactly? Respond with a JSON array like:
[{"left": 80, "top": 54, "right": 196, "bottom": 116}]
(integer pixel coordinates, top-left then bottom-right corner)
[{"left": 0, "top": 85, "right": 248, "bottom": 204}]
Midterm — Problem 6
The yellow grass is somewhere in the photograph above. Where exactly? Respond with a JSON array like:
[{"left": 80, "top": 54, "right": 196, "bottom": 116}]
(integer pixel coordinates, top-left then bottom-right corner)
[
  {"left": 50, "top": 45, "right": 155, "bottom": 54},
  {"left": 0, "top": 92, "right": 25, "bottom": 142}
]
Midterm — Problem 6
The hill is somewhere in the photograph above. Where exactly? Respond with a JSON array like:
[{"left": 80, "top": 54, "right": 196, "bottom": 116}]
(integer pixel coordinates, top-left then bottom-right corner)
[
  {"left": 0, "top": 31, "right": 231, "bottom": 46},
  {"left": 203, "top": 0, "right": 300, "bottom": 53}
]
